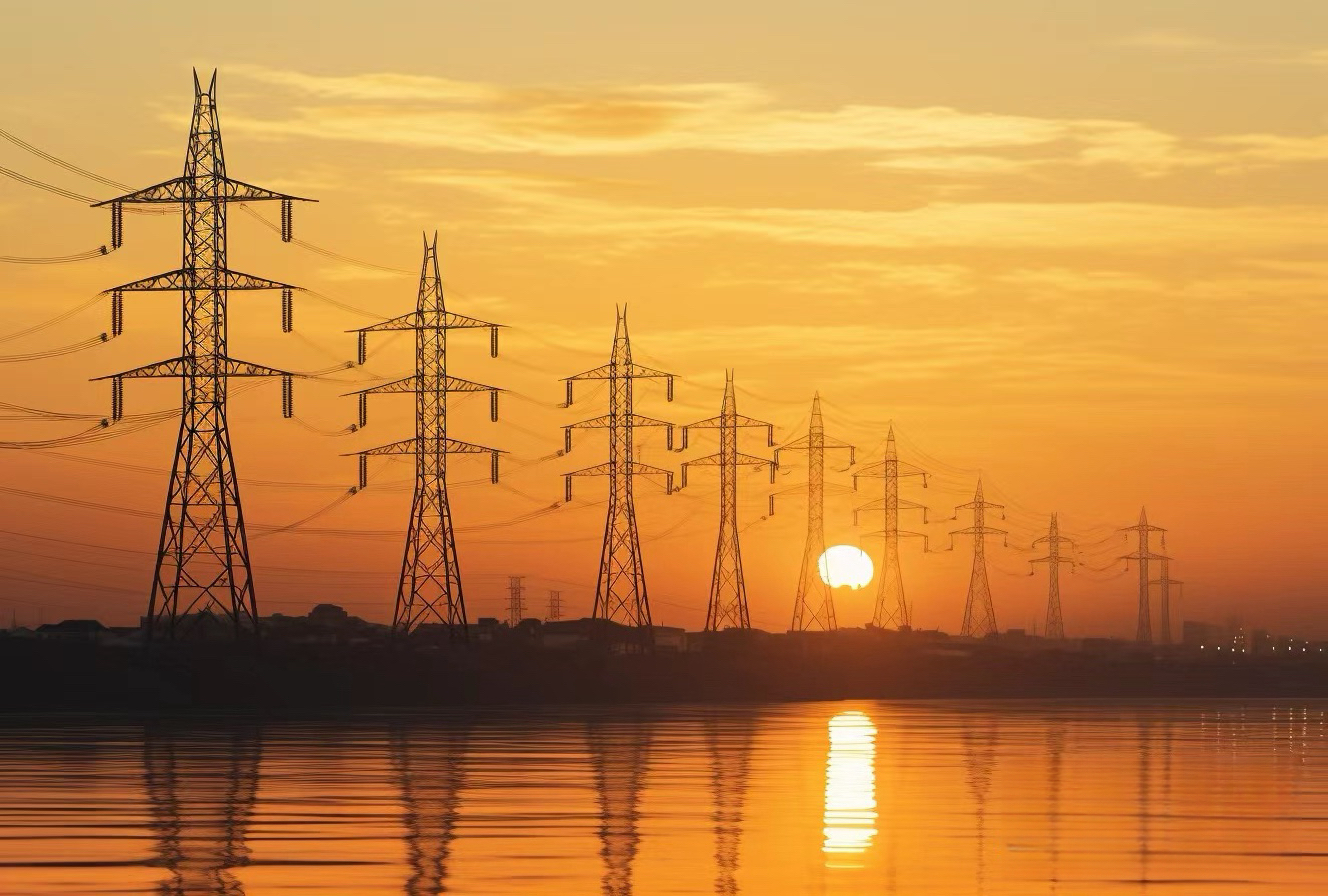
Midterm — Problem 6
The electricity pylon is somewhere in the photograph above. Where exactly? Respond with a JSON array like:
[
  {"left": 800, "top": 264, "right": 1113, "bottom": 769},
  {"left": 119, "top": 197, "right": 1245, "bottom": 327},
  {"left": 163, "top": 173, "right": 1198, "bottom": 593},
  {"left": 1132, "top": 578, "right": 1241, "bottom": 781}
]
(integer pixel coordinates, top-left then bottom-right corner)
[
  {"left": 349, "top": 233, "right": 501, "bottom": 640},
  {"left": 563, "top": 307, "right": 675, "bottom": 637},
  {"left": 853, "top": 426, "right": 928, "bottom": 629},
  {"left": 775, "top": 393, "right": 855, "bottom": 632},
  {"left": 507, "top": 576, "right": 526, "bottom": 626},
  {"left": 1150, "top": 557, "right": 1183, "bottom": 646},
  {"left": 94, "top": 70, "right": 310, "bottom": 641},
  {"left": 1120, "top": 507, "right": 1167, "bottom": 644},
  {"left": 952, "top": 478, "right": 1006, "bottom": 637},
  {"left": 547, "top": 590, "right": 563, "bottom": 621},
  {"left": 1030, "top": 513, "right": 1074, "bottom": 639},
  {"left": 681, "top": 371, "right": 775, "bottom": 632}
]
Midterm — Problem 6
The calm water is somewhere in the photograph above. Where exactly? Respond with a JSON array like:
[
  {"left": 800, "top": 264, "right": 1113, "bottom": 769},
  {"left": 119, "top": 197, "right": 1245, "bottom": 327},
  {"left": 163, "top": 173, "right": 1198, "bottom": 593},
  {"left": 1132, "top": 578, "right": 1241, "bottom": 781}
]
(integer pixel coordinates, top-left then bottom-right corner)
[{"left": 1, "top": 702, "right": 1326, "bottom": 895}]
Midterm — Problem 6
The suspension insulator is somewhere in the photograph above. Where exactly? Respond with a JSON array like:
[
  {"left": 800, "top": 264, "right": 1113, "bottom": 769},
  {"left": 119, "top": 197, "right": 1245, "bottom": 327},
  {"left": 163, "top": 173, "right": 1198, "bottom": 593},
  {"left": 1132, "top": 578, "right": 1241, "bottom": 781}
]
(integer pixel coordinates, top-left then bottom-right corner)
[
  {"left": 281, "top": 375, "right": 293, "bottom": 418},
  {"left": 768, "top": 495, "right": 776, "bottom": 516},
  {"left": 358, "top": 393, "right": 367, "bottom": 428},
  {"left": 665, "top": 474, "right": 674, "bottom": 496},
  {"left": 680, "top": 428, "right": 689, "bottom": 450},
  {"left": 564, "top": 428, "right": 572, "bottom": 454},
  {"left": 280, "top": 198, "right": 293, "bottom": 242},
  {"left": 110, "top": 202, "right": 123, "bottom": 250},
  {"left": 358, "top": 455, "right": 368, "bottom": 490},
  {"left": 490, "top": 391, "right": 499, "bottom": 422},
  {"left": 490, "top": 453, "right": 499, "bottom": 484},
  {"left": 111, "top": 290, "right": 124, "bottom": 338},
  {"left": 490, "top": 326, "right": 499, "bottom": 358},
  {"left": 681, "top": 466, "right": 689, "bottom": 489},
  {"left": 111, "top": 376, "right": 123, "bottom": 422},
  {"left": 565, "top": 380, "right": 573, "bottom": 407},
  {"left": 357, "top": 332, "right": 367, "bottom": 365},
  {"left": 666, "top": 426, "right": 674, "bottom": 451},
  {"left": 564, "top": 476, "right": 572, "bottom": 503},
  {"left": 281, "top": 288, "right": 293, "bottom": 333},
  {"left": 769, "top": 464, "right": 777, "bottom": 484},
  {"left": 666, "top": 377, "right": 674, "bottom": 402},
  {"left": 766, "top": 425, "right": 775, "bottom": 448}
]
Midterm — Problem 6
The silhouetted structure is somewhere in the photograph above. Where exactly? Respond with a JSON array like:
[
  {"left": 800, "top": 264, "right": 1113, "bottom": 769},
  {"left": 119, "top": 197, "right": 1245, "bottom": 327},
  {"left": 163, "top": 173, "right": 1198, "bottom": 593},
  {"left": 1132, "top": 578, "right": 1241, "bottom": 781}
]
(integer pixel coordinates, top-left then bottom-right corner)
[
  {"left": 589, "top": 720, "right": 651, "bottom": 895},
  {"left": 1121, "top": 508, "right": 1167, "bottom": 644},
  {"left": 706, "top": 715, "right": 756, "bottom": 894},
  {"left": 1030, "top": 513, "right": 1074, "bottom": 639},
  {"left": 563, "top": 308, "right": 675, "bottom": 640},
  {"left": 1150, "top": 557, "right": 1183, "bottom": 646},
  {"left": 853, "top": 426, "right": 928, "bottom": 629},
  {"left": 681, "top": 371, "right": 775, "bottom": 632},
  {"left": 349, "top": 234, "right": 501, "bottom": 639},
  {"left": 507, "top": 576, "right": 526, "bottom": 626},
  {"left": 777, "top": 394, "right": 854, "bottom": 632},
  {"left": 392, "top": 725, "right": 469, "bottom": 895},
  {"left": 953, "top": 478, "right": 1006, "bottom": 637},
  {"left": 144, "top": 724, "right": 261, "bottom": 895},
  {"left": 95, "top": 71, "right": 310, "bottom": 641}
]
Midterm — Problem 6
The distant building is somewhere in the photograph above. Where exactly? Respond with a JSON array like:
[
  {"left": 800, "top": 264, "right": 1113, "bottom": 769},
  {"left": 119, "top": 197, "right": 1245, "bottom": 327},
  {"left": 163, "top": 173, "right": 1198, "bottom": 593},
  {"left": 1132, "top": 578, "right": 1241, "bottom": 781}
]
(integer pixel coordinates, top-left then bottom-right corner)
[{"left": 34, "top": 620, "right": 108, "bottom": 642}]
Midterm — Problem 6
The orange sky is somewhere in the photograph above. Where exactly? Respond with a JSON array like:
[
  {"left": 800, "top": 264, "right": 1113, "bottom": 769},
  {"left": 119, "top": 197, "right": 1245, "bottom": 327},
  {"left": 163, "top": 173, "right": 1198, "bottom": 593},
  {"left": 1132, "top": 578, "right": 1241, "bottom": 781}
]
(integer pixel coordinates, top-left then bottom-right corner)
[{"left": 1, "top": 1, "right": 1326, "bottom": 634}]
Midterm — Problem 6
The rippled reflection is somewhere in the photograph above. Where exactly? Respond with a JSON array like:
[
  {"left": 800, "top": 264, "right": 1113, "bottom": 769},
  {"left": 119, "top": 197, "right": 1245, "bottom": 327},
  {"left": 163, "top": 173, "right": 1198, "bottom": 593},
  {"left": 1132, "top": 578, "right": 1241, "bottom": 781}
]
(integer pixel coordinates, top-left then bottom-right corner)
[
  {"left": 822, "top": 710, "right": 877, "bottom": 866},
  {"left": 707, "top": 716, "right": 755, "bottom": 894},
  {"left": 590, "top": 720, "right": 650, "bottom": 895},
  {"left": 392, "top": 724, "right": 468, "bottom": 896},
  {"left": 144, "top": 724, "right": 261, "bottom": 896},
  {"left": 962, "top": 721, "right": 998, "bottom": 894}
]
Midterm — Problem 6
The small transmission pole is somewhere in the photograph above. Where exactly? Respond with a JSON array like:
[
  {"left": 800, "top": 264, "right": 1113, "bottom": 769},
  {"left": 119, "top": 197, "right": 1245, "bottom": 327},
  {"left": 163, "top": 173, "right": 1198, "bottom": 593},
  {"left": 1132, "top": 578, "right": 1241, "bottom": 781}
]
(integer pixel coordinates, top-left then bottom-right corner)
[
  {"left": 349, "top": 233, "right": 502, "bottom": 640},
  {"left": 546, "top": 590, "right": 563, "bottom": 622},
  {"left": 94, "top": 70, "right": 312, "bottom": 641},
  {"left": 853, "top": 426, "right": 928, "bottom": 629},
  {"left": 1149, "top": 557, "right": 1183, "bottom": 646},
  {"left": 953, "top": 478, "right": 1006, "bottom": 637},
  {"left": 1030, "top": 513, "right": 1074, "bottom": 639},
  {"left": 1120, "top": 507, "right": 1167, "bottom": 644},
  {"left": 507, "top": 576, "right": 526, "bottom": 626},
  {"left": 563, "top": 307, "right": 675, "bottom": 639},
  {"left": 680, "top": 371, "right": 775, "bottom": 632},
  {"left": 776, "top": 394, "right": 855, "bottom": 632}
]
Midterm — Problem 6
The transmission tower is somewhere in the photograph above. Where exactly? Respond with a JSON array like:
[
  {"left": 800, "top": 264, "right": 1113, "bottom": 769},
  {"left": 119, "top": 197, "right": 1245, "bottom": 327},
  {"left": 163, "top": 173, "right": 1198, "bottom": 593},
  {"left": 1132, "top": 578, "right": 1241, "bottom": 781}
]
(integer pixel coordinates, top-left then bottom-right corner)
[
  {"left": 562, "top": 307, "right": 675, "bottom": 638},
  {"left": 1149, "top": 557, "right": 1183, "bottom": 646},
  {"left": 349, "top": 233, "right": 501, "bottom": 640},
  {"left": 952, "top": 478, "right": 1007, "bottom": 637},
  {"left": 507, "top": 576, "right": 526, "bottom": 626},
  {"left": 680, "top": 371, "right": 774, "bottom": 632},
  {"left": 1030, "top": 513, "right": 1074, "bottom": 639},
  {"left": 94, "top": 70, "right": 310, "bottom": 641},
  {"left": 776, "top": 394, "right": 855, "bottom": 632},
  {"left": 852, "top": 426, "right": 928, "bottom": 629},
  {"left": 1120, "top": 507, "right": 1167, "bottom": 644},
  {"left": 546, "top": 589, "right": 563, "bottom": 621}
]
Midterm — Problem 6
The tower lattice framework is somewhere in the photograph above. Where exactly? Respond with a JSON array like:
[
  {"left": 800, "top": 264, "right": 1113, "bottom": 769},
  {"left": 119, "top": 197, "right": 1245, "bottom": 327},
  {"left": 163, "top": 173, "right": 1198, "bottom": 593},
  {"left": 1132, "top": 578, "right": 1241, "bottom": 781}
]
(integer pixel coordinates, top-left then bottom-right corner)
[
  {"left": 776, "top": 394, "right": 854, "bottom": 632},
  {"left": 349, "top": 233, "right": 502, "bottom": 639},
  {"left": 1149, "top": 556, "right": 1183, "bottom": 646},
  {"left": 681, "top": 371, "right": 775, "bottom": 632},
  {"left": 95, "top": 70, "right": 311, "bottom": 640},
  {"left": 1120, "top": 507, "right": 1167, "bottom": 644},
  {"left": 1030, "top": 512, "right": 1074, "bottom": 639},
  {"left": 953, "top": 478, "right": 1006, "bottom": 637},
  {"left": 853, "top": 426, "right": 928, "bottom": 629},
  {"left": 563, "top": 307, "right": 675, "bottom": 633}
]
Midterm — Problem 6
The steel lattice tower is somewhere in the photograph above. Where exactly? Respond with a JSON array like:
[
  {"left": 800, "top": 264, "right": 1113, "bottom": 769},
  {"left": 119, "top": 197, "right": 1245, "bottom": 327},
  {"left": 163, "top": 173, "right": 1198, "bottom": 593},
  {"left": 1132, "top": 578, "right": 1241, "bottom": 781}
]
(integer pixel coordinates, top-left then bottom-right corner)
[
  {"left": 1120, "top": 507, "right": 1167, "bottom": 644},
  {"left": 776, "top": 394, "right": 854, "bottom": 632},
  {"left": 563, "top": 307, "right": 675, "bottom": 634},
  {"left": 507, "top": 575, "right": 526, "bottom": 626},
  {"left": 349, "top": 233, "right": 501, "bottom": 639},
  {"left": 1149, "top": 556, "right": 1183, "bottom": 646},
  {"left": 1030, "top": 513, "right": 1074, "bottom": 639},
  {"left": 853, "top": 426, "right": 928, "bottom": 629},
  {"left": 953, "top": 478, "right": 1006, "bottom": 637},
  {"left": 95, "top": 71, "right": 310, "bottom": 640},
  {"left": 681, "top": 371, "right": 774, "bottom": 632}
]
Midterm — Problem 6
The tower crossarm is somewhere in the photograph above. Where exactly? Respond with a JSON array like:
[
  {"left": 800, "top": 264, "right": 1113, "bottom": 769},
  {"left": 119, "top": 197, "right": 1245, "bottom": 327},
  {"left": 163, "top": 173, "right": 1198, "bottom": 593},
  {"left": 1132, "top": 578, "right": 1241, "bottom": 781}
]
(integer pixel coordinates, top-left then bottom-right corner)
[
  {"left": 104, "top": 268, "right": 298, "bottom": 293},
  {"left": 93, "top": 175, "right": 313, "bottom": 206},
  {"left": 564, "top": 363, "right": 675, "bottom": 404},
  {"left": 354, "top": 436, "right": 501, "bottom": 457},
  {"left": 1030, "top": 553, "right": 1075, "bottom": 566},
  {"left": 864, "top": 527, "right": 929, "bottom": 549},
  {"left": 957, "top": 497, "right": 1004, "bottom": 512},
  {"left": 680, "top": 451, "right": 773, "bottom": 488},
  {"left": 853, "top": 495, "right": 927, "bottom": 525},
  {"left": 346, "top": 374, "right": 499, "bottom": 397},
  {"left": 774, "top": 436, "right": 855, "bottom": 467},
  {"left": 564, "top": 460, "right": 674, "bottom": 500},
  {"left": 350, "top": 310, "right": 500, "bottom": 333},
  {"left": 565, "top": 413, "right": 674, "bottom": 451},
  {"left": 1120, "top": 550, "right": 1169, "bottom": 563},
  {"left": 853, "top": 458, "right": 926, "bottom": 481},
  {"left": 951, "top": 525, "right": 1008, "bottom": 537},
  {"left": 94, "top": 355, "right": 294, "bottom": 379}
]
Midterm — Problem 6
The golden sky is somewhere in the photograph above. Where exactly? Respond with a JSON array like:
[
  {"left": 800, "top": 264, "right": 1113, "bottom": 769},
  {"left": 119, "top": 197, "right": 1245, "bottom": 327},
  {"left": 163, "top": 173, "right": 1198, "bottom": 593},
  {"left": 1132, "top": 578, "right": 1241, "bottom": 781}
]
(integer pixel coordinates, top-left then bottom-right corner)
[{"left": 1, "top": 1, "right": 1326, "bottom": 634}]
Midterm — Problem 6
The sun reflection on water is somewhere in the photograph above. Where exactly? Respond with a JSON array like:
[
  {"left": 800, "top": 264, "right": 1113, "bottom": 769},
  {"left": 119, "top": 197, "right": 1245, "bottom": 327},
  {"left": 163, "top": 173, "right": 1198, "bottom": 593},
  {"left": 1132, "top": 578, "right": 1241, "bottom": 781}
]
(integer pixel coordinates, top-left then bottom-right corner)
[{"left": 822, "top": 710, "right": 878, "bottom": 867}]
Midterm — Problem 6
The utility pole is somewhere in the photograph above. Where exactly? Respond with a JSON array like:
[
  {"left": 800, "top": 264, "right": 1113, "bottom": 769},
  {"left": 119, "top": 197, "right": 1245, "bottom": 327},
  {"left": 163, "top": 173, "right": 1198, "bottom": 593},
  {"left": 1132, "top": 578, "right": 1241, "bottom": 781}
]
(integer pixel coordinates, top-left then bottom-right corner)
[
  {"left": 1120, "top": 507, "right": 1167, "bottom": 644},
  {"left": 563, "top": 307, "right": 675, "bottom": 642},
  {"left": 349, "top": 233, "right": 501, "bottom": 640},
  {"left": 680, "top": 371, "right": 775, "bottom": 632},
  {"left": 546, "top": 590, "right": 563, "bottom": 622},
  {"left": 94, "top": 70, "right": 311, "bottom": 641},
  {"left": 1149, "top": 557, "right": 1183, "bottom": 646},
  {"left": 775, "top": 394, "right": 855, "bottom": 632},
  {"left": 853, "top": 426, "right": 928, "bottom": 629},
  {"left": 953, "top": 478, "right": 1006, "bottom": 637},
  {"left": 1030, "top": 513, "right": 1074, "bottom": 639},
  {"left": 507, "top": 576, "right": 526, "bottom": 627}
]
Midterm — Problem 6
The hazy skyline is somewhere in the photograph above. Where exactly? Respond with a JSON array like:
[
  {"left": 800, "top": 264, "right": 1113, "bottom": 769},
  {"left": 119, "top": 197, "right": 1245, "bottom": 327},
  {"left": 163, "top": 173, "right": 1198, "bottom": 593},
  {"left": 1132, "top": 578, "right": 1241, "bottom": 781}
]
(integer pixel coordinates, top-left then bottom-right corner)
[{"left": 1, "top": 1, "right": 1326, "bottom": 635}]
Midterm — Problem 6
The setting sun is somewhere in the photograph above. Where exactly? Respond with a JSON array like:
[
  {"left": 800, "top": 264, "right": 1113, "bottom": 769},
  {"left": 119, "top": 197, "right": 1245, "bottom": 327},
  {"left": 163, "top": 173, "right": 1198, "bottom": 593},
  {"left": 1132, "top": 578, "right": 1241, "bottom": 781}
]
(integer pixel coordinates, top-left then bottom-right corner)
[{"left": 817, "top": 545, "right": 874, "bottom": 590}]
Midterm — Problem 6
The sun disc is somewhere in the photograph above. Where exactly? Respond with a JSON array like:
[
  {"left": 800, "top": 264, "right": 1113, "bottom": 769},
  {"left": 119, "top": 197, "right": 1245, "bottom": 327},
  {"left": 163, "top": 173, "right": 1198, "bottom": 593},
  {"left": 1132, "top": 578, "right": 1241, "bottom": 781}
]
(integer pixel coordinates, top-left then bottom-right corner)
[{"left": 818, "top": 545, "right": 874, "bottom": 589}]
